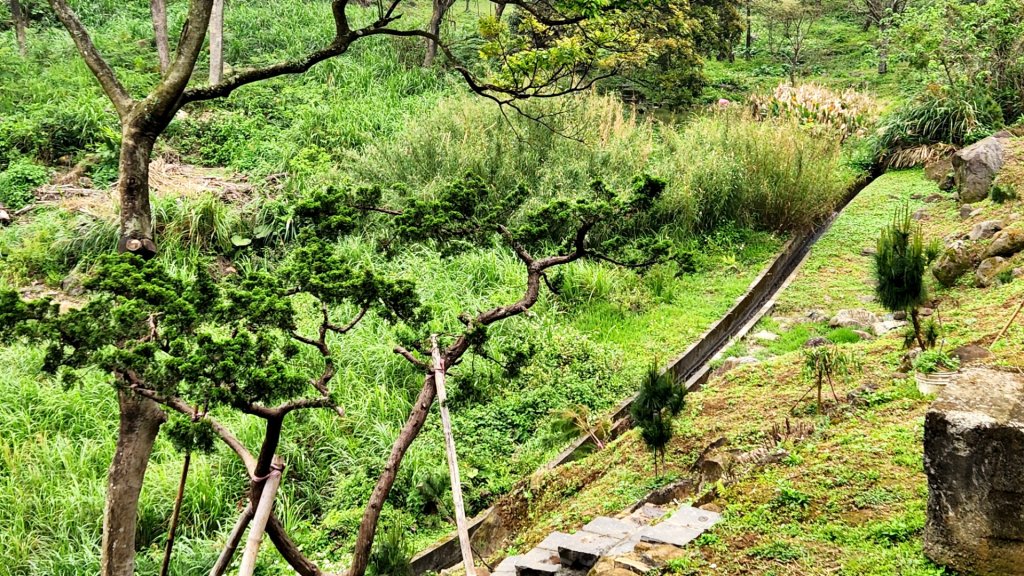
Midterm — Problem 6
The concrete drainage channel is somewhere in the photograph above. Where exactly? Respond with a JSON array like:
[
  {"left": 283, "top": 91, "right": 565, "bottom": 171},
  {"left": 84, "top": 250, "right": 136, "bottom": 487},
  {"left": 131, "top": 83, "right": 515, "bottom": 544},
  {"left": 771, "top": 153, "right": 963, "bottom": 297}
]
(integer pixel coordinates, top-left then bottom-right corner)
[{"left": 411, "top": 174, "right": 878, "bottom": 575}]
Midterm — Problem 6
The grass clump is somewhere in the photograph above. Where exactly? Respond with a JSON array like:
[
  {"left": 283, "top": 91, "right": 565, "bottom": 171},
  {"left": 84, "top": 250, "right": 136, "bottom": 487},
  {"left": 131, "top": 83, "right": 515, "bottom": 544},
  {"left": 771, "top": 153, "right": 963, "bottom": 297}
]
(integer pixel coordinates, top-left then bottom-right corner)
[{"left": 0, "top": 159, "right": 47, "bottom": 210}]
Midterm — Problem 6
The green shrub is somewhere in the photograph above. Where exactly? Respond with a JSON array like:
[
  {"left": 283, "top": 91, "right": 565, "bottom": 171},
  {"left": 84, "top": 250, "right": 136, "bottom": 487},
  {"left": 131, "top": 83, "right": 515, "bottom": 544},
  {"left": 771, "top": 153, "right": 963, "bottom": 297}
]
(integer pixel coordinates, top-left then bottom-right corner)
[
  {"left": 370, "top": 523, "right": 413, "bottom": 576},
  {"left": 912, "top": 350, "right": 960, "bottom": 374},
  {"left": 0, "top": 160, "right": 48, "bottom": 209},
  {"left": 991, "top": 180, "right": 1020, "bottom": 204}
]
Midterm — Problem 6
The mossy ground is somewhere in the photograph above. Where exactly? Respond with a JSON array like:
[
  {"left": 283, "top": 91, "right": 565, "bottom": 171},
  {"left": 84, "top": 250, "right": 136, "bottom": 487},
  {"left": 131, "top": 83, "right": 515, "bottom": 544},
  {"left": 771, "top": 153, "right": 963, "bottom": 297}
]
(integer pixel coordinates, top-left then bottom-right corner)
[{"left": 487, "top": 170, "right": 1024, "bottom": 575}]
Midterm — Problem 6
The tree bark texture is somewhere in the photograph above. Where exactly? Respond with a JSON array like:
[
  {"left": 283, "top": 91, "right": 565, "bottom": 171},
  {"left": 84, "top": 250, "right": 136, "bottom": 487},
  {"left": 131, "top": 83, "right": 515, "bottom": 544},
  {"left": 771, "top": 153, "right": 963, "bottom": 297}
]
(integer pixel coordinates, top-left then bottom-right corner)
[
  {"left": 116, "top": 127, "right": 159, "bottom": 258},
  {"left": 347, "top": 374, "right": 438, "bottom": 576},
  {"left": 101, "top": 390, "right": 166, "bottom": 576},
  {"left": 209, "top": 0, "right": 224, "bottom": 84},
  {"left": 11, "top": 0, "right": 27, "bottom": 56},
  {"left": 150, "top": 0, "right": 170, "bottom": 73},
  {"left": 495, "top": 1, "right": 506, "bottom": 20},
  {"left": 423, "top": 0, "right": 453, "bottom": 67}
]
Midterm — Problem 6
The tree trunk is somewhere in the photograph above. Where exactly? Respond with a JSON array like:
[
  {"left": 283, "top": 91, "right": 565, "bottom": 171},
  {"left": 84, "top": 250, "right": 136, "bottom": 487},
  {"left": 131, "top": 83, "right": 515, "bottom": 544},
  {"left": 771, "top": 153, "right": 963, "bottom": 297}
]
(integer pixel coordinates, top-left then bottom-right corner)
[
  {"left": 209, "top": 0, "right": 224, "bottom": 84},
  {"left": 423, "top": 0, "right": 448, "bottom": 67},
  {"left": 117, "top": 126, "right": 159, "bottom": 258},
  {"left": 877, "top": 27, "right": 889, "bottom": 75},
  {"left": 495, "top": 1, "right": 506, "bottom": 20},
  {"left": 151, "top": 0, "right": 170, "bottom": 73},
  {"left": 10, "top": 0, "right": 26, "bottom": 56},
  {"left": 267, "top": 516, "right": 326, "bottom": 576},
  {"left": 744, "top": 0, "right": 751, "bottom": 58},
  {"left": 348, "top": 374, "right": 438, "bottom": 576},
  {"left": 101, "top": 390, "right": 166, "bottom": 576}
]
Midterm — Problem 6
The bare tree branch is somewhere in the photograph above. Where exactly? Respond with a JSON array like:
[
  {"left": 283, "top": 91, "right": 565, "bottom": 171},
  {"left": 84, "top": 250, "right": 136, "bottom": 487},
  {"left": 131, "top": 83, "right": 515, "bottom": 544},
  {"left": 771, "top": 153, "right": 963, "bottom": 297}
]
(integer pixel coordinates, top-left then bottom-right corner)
[{"left": 48, "top": 0, "right": 133, "bottom": 117}]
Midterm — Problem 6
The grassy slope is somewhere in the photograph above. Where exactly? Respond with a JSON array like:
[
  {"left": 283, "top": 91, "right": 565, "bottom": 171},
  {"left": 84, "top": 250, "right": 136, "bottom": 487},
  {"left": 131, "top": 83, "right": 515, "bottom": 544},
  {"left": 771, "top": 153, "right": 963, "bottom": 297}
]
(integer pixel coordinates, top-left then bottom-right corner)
[{"left": 491, "top": 171, "right": 1024, "bottom": 576}]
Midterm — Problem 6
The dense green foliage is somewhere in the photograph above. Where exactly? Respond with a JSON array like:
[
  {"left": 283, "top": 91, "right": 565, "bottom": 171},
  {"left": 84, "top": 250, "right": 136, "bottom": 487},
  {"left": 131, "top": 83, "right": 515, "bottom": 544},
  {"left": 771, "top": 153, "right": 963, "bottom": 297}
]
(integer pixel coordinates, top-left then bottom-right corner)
[
  {"left": 873, "top": 206, "right": 939, "bottom": 349},
  {"left": 630, "top": 367, "right": 687, "bottom": 476}
]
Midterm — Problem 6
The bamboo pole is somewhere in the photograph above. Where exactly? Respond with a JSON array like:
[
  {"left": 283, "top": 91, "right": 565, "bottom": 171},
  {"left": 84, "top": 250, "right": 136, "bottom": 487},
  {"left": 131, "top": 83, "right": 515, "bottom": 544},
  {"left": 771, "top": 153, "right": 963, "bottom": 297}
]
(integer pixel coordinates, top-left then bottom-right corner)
[
  {"left": 994, "top": 299, "right": 1024, "bottom": 346},
  {"left": 209, "top": 503, "right": 254, "bottom": 576},
  {"left": 432, "top": 335, "right": 476, "bottom": 576},
  {"left": 238, "top": 456, "right": 284, "bottom": 576}
]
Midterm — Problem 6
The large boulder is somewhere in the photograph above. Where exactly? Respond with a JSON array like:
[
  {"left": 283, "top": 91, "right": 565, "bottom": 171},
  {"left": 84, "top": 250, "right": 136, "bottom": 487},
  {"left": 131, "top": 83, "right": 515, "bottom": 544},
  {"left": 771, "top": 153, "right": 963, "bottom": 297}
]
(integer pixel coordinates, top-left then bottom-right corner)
[
  {"left": 829, "top": 309, "right": 879, "bottom": 331},
  {"left": 924, "top": 368, "right": 1024, "bottom": 575},
  {"left": 932, "top": 243, "right": 976, "bottom": 287},
  {"left": 985, "top": 227, "right": 1024, "bottom": 258},
  {"left": 953, "top": 136, "right": 1006, "bottom": 203},
  {"left": 976, "top": 257, "right": 1009, "bottom": 287}
]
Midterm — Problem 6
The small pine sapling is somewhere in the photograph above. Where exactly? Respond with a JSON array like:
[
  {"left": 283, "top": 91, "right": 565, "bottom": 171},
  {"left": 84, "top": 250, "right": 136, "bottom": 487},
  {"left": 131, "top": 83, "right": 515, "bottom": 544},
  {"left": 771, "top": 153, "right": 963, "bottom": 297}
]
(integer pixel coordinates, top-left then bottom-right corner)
[
  {"left": 796, "top": 345, "right": 860, "bottom": 413},
  {"left": 873, "top": 205, "right": 940, "bottom": 350},
  {"left": 630, "top": 366, "right": 687, "bottom": 477}
]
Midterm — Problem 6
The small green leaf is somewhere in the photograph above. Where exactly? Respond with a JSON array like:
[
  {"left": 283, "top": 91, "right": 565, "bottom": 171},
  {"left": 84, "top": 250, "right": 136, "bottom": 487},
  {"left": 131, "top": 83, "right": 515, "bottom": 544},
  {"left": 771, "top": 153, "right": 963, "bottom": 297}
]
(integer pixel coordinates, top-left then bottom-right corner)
[{"left": 231, "top": 235, "right": 252, "bottom": 247}]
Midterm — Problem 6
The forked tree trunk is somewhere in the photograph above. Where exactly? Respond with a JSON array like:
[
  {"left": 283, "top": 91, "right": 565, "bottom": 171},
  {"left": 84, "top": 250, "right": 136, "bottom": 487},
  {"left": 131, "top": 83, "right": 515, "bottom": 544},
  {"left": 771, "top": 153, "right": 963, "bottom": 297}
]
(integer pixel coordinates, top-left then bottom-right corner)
[
  {"left": 150, "top": 0, "right": 170, "bottom": 73},
  {"left": 117, "top": 125, "right": 159, "bottom": 258},
  {"left": 209, "top": 0, "right": 225, "bottom": 84},
  {"left": 348, "top": 374, "right": 438, "bottom": 576},
  {"left": 11, "top": 0, "right": 27, "bottom": 56},
  {"left": 423, "top": 0, "right": 451, "bottom": 67},
  {"left": 101, "top": 391, "right": 166, "bottom": 576},
  {"left": 495, "top": 1, "right": 506, "bottom": 20}
]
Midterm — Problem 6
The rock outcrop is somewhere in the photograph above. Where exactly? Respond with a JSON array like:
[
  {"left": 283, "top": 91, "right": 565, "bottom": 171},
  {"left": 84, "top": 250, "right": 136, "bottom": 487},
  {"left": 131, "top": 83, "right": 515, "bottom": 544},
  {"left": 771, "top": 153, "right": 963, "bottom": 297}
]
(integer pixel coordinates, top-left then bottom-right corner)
[
  {"left": 829, "top": 309, "right": 879, "bottom": 331},
  {"left": 953, "top": 136, "right": 1006, "bottom": 203},
  {"left": 986, "top": 227, "right": 1024, "bottom": 259},
  {"left": 925, "top": 156, "right": 955, "bottom": 191},
  {"left": 976, "top": 257, "right": 1009, "bottom": 287},
  {"left": 969, "top": 220, "right": 1004, "bottom": 241},
  {"left": 924, "top": 368, "right": 1024, "bottom": 575}
]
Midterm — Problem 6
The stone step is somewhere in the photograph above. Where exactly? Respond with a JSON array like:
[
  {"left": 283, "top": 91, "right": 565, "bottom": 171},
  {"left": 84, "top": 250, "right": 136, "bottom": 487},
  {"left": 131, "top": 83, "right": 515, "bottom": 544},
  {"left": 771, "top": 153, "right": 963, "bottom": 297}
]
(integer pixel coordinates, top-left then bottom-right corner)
[
  {"left": 625, "top": 503, "right": 667, "bottom": 525},
  {"left": 582, "top": 516, "right": 637, "bottom": 540},
  {"left": 638, "top": 523, "right": 703, "bottom": 547},
  {"left": 556, "top": 531, "right": 624, "bottom": 569},
  {"left": 494, "top": 555, "right": 521, "bottom": 576},
  {"left": 661, "top": 506, "right": 721, "bottom": 531},
  {"left": 514, "top": 547, "right": 560, "bottom": 576}
]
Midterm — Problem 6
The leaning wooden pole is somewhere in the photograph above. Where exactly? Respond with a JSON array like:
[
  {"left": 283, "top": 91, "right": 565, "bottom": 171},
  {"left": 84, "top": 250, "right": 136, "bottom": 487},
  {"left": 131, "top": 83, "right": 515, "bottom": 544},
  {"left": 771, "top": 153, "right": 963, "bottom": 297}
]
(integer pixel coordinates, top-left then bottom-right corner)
[
  {"left": 238, "top": 456, "right": 285, "bottom": 576},
  {"left": 209, "top": 503, "right": 255, "bottom": 576},
  {"left": 432, "top": 336, "right": 476, "bottom": 576},
  {"left": 159, "top": 451, "right": 192, "bottom": 576}
]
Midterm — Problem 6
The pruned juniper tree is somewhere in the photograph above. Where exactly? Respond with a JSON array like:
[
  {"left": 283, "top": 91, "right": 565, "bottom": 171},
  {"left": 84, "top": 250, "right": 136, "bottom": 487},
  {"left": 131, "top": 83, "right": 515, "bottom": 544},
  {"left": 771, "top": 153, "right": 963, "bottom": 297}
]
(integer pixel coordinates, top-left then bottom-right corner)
[
  {"left": 44, "top": 0, "right": 712, "bottom": 261},
  {"left": 0, "top": 250, "right": 419, "bottom": 576},
  {"left": 873, "top": 205, "right": 941, "bottom": 350},
  {"left": 1, "top": 172, "right": 680, "bottom": 576},
  {"left": 305, "top": 173, "right": 677, "bottom": 576},
  {"left": 630, "top": 366, "right": 687, "bottom": 478}
]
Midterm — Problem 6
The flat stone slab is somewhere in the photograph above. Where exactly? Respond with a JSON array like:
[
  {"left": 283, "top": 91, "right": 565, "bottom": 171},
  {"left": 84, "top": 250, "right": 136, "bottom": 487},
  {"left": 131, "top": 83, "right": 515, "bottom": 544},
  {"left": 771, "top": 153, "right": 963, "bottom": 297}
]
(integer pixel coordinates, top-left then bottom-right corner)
[
  {"left": 626, "top": 503, "right": 667, "bottom": 525},
  {"left": 536, "top": 532, "right": 576, "bottom": 552},
  {"left": 639, "top": 523, "right": 704, "bottom": 547},
  {"left": 557, "top": 531, "right": 623, "bottom": 569},
  {"left": 514, "top": 548, "right": 559, "bottom": 576},
  {"left": 494, "top": 556, "right": 521, "bottom": 576},
  {"left": 582, "top": 517, "right": 637, "bottom": 539},
  {"left": 662, "top": 506, "right": 722, "bottom": 531}
]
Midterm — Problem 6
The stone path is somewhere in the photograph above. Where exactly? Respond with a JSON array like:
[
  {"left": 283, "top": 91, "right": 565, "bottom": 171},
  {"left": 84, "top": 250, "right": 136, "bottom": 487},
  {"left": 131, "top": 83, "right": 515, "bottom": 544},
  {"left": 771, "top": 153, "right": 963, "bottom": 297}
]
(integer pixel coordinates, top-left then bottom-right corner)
[{"left": 492, "top": 504, "right": 721, "bottom": 576}]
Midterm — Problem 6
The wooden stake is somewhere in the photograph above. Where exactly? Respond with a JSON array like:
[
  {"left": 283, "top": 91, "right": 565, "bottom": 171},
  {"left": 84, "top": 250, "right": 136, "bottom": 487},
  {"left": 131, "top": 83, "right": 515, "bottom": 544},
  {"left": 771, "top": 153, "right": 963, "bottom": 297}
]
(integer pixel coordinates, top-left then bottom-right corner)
[
  {"left": 238, "top": 456, "right": 284, "bottom": 576},
  {"left": 432, "top": 335, "right": 476, "bottom": 576},
  {"left": 208, "top": 0, "right": 225, "bottom": 84},
  {"left": 994, "top": 299, "right": 1024, "bottom": 346},
  {"left": 209, "top": 503, "right": 254, "bottom": 576},
  {"left": 160, "top": 451, "right": 191, "bottom": 576}
]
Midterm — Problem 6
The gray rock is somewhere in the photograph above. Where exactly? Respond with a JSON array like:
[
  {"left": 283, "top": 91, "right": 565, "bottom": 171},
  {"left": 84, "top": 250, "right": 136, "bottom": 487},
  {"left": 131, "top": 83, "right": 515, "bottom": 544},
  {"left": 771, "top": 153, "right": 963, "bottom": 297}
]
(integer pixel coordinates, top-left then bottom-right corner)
[
  {"left": 976, "top": 257, "right": 1009, "bottom": 287},
  {"left": 960, "top": 205, "right": 974, "bottom": 220},
  {"left": 852, "top": 330, "right": 874, "bottom": 340},
  {"left": 752, "top": 330, "right": 779, "bottom": 342},
  {"left": 986, "top": 228, "right": 1024, "bottom": 258},
  {"left": 971, "top": 208, "right": 985, "bottom": 218},
  {"left": 515, "top": 548, "right": 559, "bottom": 576},
  {"left": 920, "top": 307, "right": 935, "bottom": 317},
  {"left": 949, "top": 345, "right": 993, "bottom": 365},
  {"left": 969, "top": 220, "right": 1004, "bottom": 241},
  {"left": 829, "top": 309, "right": 880, "bottom": 331},
  {"left": 0, "top": 208, "right": 10, "bottom": 225},
  {"left": 923, "top": 194, "right": 944, "bottom": 203},
  {"left": 925, "top": 156, "right": 955, "bottom": 191},
  {"left": 612, "top": 557, "right": 654, "bottom": 575},
  {"left": 663, "top": 506, "right": 722, "bottom": 530},
  {"left": 494, "top": 556, "right": 521, "bottom": 576},
  {"left": 715, "top": 356, "right": 759, "bottom": 375},
  {"left": 873, "top": 320, "right": 907, "bottom": 336},
  {"left": 806, "top": 309, "right": 829, "bottom": 323},
  {"left": 932, "top": 245, "right": 975, "bottom": 287},
  {"left": 912, "top": 208, "right": 928, "bottom": 221},
  {"left": 924, "top": 369, "right": 1024, "bottom": 575},
  {"left": 1015, "top": 267, "right": 1024, "bottom": 279},
  {"left": 953, "top": 136, "right": 1006, "bottom": 203},
  {"left": 804, "top": 336, "right": 830, "bottom": 348}
]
